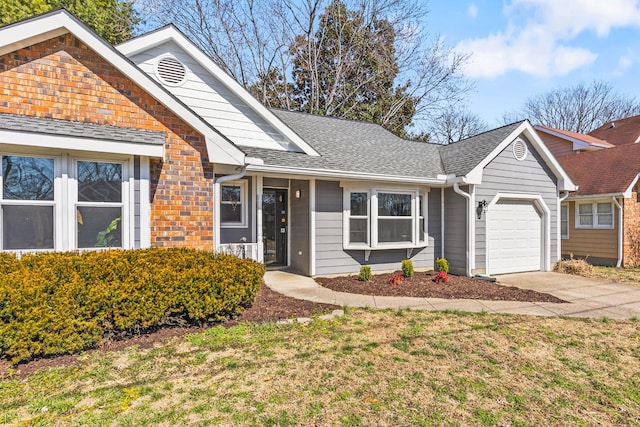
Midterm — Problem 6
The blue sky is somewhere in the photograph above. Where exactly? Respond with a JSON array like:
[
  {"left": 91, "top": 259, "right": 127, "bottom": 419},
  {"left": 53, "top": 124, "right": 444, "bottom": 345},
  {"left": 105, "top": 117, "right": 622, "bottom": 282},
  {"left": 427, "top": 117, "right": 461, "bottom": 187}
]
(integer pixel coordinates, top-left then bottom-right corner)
[{"left": 427, "top": 0, "right": 640, "bottom": 127}]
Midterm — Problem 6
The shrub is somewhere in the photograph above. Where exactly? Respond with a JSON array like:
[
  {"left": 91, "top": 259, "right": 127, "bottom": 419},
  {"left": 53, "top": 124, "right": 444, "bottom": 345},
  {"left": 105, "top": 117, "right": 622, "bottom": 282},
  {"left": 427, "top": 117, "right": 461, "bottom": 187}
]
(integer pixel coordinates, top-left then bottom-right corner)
[
  {"left": 401, "top": 259, "right": 414, "bottom": 278},
  {"left": 436, "top": 257, "right": 449, "bottom": 273},
  {"left": 553, "top": 256, "right": 594, "bottom": 276},
  {"left": 358, "top": 266, "right": 372, "bottom": 282},
  {"left": 0, "top": 248, "right": 264, "bottom": 364},
  {"left": 389, "top": 272, "right": 404, "bottom": 287},
  {"left": 433, "top": 271, "right": 448, "bottom": 283}
]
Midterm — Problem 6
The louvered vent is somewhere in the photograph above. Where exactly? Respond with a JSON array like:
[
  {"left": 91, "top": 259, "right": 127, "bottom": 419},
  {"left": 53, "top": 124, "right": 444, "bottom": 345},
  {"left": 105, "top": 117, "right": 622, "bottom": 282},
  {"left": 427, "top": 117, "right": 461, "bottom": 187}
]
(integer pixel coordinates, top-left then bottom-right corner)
[
  {"left": 155, "top": 56, "right": 187, "bottom": 86},
  {"left": 512, "top": 139, "right": 528, "bottom": 161}
]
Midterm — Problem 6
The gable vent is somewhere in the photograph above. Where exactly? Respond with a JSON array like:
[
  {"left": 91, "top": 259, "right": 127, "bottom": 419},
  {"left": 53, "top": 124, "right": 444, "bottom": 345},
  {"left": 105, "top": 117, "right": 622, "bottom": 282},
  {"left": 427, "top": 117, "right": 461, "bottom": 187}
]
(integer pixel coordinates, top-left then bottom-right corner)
[
  {"left": 155, "top": 56, "right": 187, "bottom": 86},
  {"left": 512, "top": 139, "right": 528, "bottom": 161}
]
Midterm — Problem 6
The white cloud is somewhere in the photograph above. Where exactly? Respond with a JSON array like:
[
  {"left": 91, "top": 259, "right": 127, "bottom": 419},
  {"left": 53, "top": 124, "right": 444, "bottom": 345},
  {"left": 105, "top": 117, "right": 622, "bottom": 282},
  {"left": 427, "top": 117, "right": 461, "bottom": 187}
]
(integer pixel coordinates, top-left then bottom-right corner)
[
  {"left": 467, "top": 4, "right": 479, "bottom": 19},
  {"left": 615, "top": 49, "right": 636, "bottom": 75},
  {"left": 456, "top": 0, "right": 640, "bottom": 78}
]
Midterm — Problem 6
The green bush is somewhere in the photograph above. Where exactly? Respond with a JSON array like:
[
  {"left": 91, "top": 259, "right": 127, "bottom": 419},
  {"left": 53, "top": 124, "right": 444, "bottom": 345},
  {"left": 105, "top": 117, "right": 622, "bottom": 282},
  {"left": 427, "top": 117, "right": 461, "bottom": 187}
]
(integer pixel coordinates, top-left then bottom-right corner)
[
  {"left": 358, "top": 265, "right": 372, "bottom": 282},
  {"left": 0, "top": 248, "right": 264, "bottom": 364},
  {"left": 436, "top": 258, "right": 449, "bottom": 273},
  {"left": 401, "top": 259, "right": 414, "bottom": 278}
]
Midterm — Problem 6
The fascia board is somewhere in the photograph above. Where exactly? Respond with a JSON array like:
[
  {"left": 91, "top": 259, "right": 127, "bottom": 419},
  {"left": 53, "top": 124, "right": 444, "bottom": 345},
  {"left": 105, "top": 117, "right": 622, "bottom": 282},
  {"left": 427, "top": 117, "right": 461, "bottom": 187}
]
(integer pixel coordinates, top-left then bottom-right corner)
[
  {"left": 117, "top": 27, "right": 321, "bottom": 157},
  {"left": 0, "top": 10, "right": 245, "bottom": 166},
  {"left": 246, "top": 164, "right": 446, "bottom": 185}
]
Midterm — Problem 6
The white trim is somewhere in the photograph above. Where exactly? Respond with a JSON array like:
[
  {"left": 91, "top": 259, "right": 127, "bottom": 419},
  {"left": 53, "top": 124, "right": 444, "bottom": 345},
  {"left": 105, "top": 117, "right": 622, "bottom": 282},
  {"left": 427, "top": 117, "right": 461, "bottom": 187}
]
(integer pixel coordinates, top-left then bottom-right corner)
[
  {"left": 117, "top": 26, "right": 320, "bottom": 157},
  {"left": 309, "top": 178, "right": 316, "bottom": 276},
  {"left": 465, "top": 121, "right": 577, "bottom": 191},
  {"left": 220, "top": 180, "right": 248, "bottom": 228},
  {"left": 154, "top": 54, "right": 188, "bottom": 87},
  {"left": 256, "top": 176, "right": 264, "bottom": 263},
  {"left": 612, "top": 197, "right": 623, "bottom": 267},
  {"left": 440, "top": 187, "right": 445, "bottom": 259},
  {"left": 139, "top": 157, "right": 151, "bottom": 248},
  {"left": 623, "top": 173, "right": 640, "bottom": 198},
  {"left": 0, "top": 129, "right": 164, "bottom": 158},
  {"left": 485, "top": 193, "right": 551, "bottom": 275},
  {"left": 452, "top": 182, "right": 474, "bottom": 276},
  {"left": 0, "top": 10, "right": 245, "bottom": 166},
  {"left": 575, "top": 200, "right": 615, "bottom": 229}
]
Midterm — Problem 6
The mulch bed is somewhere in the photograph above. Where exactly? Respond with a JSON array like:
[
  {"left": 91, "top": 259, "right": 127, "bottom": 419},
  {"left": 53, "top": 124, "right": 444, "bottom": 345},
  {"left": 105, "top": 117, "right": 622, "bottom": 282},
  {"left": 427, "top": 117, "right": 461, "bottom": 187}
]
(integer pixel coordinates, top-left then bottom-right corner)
[{"left": 317, "top": 270, "right": 567, "bottom": 303}]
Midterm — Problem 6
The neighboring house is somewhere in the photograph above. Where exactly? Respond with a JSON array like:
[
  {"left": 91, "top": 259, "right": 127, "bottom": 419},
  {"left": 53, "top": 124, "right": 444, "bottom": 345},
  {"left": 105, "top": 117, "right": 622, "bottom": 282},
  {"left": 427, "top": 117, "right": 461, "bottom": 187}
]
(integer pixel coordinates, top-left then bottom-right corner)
[
  {"left": 535, "top": 125, "right": 614, "bottom": 157},
  {"left": 0, "top": 10, "right": 576, "bottom": 277},
  {"left": 554, "top": 144, "right": 640, "bottom": 267},
  {"left": 589, "top": 115, "right": 640, "bottom": 147}
]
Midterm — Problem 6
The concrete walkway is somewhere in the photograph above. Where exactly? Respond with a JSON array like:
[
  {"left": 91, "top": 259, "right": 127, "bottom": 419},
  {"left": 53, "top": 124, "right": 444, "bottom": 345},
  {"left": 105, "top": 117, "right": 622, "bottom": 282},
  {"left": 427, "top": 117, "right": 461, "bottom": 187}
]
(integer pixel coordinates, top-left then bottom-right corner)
[{"left": 264, "top": 270, "right": 640, "bottom": 319}]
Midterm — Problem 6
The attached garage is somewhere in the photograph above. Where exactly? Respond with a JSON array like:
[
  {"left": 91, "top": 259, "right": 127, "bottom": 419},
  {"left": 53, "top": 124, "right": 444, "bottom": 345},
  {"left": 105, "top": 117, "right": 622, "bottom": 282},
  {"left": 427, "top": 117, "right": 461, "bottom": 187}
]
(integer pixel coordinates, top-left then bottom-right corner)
[{"left": 486, "top": 197, "right": 549, "bottom": 275}]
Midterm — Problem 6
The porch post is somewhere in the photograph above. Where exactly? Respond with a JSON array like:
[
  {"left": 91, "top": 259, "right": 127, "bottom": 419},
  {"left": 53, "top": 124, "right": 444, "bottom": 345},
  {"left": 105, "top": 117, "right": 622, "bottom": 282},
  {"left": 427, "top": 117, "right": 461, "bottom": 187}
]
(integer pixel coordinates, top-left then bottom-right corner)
[{"left": 256, "top": 175, "right": 264, "bottom": 263}]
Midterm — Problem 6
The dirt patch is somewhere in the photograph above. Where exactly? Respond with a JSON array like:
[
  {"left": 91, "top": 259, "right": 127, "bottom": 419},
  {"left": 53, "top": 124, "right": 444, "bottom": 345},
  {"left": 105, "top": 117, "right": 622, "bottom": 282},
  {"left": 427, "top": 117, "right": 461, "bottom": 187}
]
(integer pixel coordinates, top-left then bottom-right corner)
[{"left": 316, "top": 270, "right": 567, "bottom": 303}]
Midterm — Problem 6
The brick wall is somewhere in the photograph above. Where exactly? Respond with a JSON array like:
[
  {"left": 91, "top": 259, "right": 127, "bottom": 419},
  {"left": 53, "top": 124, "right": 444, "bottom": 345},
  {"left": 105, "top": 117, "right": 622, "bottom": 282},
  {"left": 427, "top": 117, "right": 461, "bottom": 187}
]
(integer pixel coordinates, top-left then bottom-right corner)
[
  {"left": 623, "top": 184, "right": 640, "bottom": 267},
  {"left": 0, "top": 34, "right": 215, "bottom": 249}
]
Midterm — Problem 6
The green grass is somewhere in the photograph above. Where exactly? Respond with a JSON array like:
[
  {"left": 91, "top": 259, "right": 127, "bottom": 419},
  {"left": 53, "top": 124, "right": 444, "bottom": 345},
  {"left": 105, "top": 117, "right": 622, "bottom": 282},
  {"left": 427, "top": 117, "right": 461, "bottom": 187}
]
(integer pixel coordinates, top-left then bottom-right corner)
[
  {"left": 593, "top": 266, "right": 640, "bottom": 286},
  {"left": 1, "top": 310, "right": 640, "bottom": 425}
]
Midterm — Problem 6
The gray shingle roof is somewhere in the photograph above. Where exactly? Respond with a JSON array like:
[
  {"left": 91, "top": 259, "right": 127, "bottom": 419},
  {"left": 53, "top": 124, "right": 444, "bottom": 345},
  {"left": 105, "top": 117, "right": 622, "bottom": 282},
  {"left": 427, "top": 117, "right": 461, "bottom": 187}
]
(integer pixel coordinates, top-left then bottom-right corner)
[
  {"left": 0, "top": 113, "right": 166, "bottom": 145},
  {"left": 245, "top": 110, "right": 525, "bottom": 180},
  {"left": 247, "top": 109, "right": 444, "bottom": 179},
  {"left": 438, "top": 121, "right": 524, "bottom": 176}
]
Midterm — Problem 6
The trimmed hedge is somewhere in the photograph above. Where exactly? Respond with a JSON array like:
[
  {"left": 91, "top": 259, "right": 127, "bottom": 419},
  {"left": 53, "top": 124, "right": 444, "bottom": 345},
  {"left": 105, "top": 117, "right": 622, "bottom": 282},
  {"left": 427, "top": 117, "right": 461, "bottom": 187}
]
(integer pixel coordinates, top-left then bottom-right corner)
[{"left": 0, "top": 248, "right": 264, "bottom": 364}]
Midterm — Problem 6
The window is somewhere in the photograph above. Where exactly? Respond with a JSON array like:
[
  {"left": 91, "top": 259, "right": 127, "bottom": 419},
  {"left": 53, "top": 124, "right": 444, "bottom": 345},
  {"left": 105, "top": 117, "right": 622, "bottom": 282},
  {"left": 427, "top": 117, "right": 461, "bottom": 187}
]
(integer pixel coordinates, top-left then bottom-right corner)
[
  {"left": 560, "top": 204, "right": 569, "bottom": 239},
  {"left": 76, "top": 161, "right": 123, "bottom": 248},
  {"left": 1, "top": 155, "right": 55, "bottom": 250},
  {"left": 576, "top": 201, "right": 614, "bottom": 229},
  {"left": 221, "top": 180, "right": 247, "bottom": 227},
  {"left": 344, "top": 187, "right": 427, "bottom": 249}
]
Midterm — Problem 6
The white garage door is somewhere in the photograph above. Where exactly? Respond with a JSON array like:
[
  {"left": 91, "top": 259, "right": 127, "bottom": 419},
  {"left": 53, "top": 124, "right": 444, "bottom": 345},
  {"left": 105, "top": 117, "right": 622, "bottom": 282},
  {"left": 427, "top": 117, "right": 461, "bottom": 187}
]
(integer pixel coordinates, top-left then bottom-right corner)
[{"left": 488, "top": 200, "right": 542, "bottom": 274}]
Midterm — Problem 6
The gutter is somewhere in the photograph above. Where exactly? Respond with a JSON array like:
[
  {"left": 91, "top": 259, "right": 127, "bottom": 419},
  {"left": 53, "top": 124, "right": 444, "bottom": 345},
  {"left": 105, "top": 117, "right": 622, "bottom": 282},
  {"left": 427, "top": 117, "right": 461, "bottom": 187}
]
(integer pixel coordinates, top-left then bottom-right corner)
[
  {"left": 612, "top": 196, "right": 623, "bottom": 268},
  {"left": 214, "top": 166, "right": 247, "bottom": 251},
  {"left": 453, "top": 182, "right": 474, "bottom": 277}
]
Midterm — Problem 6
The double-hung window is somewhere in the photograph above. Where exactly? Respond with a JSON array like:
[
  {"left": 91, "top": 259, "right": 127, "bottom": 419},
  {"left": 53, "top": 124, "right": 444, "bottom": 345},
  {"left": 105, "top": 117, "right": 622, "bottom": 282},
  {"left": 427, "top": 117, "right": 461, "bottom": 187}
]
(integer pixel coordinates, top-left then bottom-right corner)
[
  {"left": 1, "top": 155, "right": 56, "bottom": 250},
  {"left": 344, "top": 186, "right": 427, "bottom": 249},
  {"left": 576, "top": 201, "right": 614, "bottom": 229},
  {"left": 220, "top": 180, "right": 247, "bottom": 227},
  {"left": 76, "top": 161, "right": 124, "bottom": 248}
]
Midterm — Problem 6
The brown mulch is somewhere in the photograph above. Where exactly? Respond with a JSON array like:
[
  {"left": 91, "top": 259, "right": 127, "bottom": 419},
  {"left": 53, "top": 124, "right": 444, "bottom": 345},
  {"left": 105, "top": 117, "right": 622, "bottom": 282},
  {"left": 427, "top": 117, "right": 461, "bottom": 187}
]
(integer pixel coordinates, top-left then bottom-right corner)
[
  {"left": 317, "top": 270, "right": 567, "bottom": 303},
  {"left": 2, "top": 271, "right": 565, "bottom": 377}
]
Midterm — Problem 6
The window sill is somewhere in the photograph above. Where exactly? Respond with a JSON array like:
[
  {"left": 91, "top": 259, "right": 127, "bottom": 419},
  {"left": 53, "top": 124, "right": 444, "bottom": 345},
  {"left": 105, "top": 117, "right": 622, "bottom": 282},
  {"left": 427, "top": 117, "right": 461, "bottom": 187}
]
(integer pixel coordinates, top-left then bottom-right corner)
[
  {"left": 221, "top": 223, "right": 248, "bottom": 228},
  {"left": 575, "top": 226, "right": 614, "bottom": 230},
  {"left": 344, "top": 242, "right": 428, "bottom": 261}
]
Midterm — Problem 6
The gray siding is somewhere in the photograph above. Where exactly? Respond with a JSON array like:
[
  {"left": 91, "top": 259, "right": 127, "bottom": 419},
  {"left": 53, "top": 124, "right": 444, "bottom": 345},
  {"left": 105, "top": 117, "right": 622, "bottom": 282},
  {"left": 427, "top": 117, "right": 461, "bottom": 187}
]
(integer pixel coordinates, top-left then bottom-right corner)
[
  {"left": 290, "top": 180, "right": 310, "bottom": 275},
  {"left": 133, "top": 156, "right": 141, "bottom": 249},
  {"left": 314, "top": 180, "right": 435, "bottom": 276},
  {"left": 443, "top": 187, "right": 468, "bottom": 276},
  {"left": 220, "top": 177, "right": 254, "bottom": 244},
  {"left": 475, "top": 138, "right": 558, "bottom": 271},
  {"left": 428, "top": 188, "right": 442, "bottom": 261}
]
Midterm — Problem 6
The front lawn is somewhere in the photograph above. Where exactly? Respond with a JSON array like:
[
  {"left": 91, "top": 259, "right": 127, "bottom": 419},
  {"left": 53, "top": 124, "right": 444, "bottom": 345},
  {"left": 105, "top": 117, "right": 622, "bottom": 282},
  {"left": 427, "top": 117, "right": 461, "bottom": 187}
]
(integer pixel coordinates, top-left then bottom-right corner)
[
  {"left": 2, "top": 309, "right": 639, "bottom": 426},
  {"left": 593, "top": 266, "right": 640, "bottom": 287}
]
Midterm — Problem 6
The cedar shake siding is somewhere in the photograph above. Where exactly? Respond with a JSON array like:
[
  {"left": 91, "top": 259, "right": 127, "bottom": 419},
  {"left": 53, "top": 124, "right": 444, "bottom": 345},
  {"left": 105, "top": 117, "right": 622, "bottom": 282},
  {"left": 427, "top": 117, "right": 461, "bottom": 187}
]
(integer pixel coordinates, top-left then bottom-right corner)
[{"left": 0, "top": 34, "right": 215, "bottom": 249}]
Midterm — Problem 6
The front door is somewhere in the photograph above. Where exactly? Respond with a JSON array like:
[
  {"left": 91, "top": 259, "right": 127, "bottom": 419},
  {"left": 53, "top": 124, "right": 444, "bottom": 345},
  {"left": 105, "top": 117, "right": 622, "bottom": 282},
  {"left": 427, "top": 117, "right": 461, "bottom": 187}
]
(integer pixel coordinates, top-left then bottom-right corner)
[{"left": 263, "top": 189, "right": 287, "bottom": 265}]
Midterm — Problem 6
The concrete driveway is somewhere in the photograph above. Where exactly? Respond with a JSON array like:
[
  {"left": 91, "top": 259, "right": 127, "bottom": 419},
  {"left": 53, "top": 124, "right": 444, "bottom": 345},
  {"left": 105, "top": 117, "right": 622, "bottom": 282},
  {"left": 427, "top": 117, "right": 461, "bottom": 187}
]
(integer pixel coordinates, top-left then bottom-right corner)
[
  {"left": 497, "top": 272, "right": 640, "bottom": 319},
  {"left": 265, "top": 271, "right": 640, "bottom": 319}
]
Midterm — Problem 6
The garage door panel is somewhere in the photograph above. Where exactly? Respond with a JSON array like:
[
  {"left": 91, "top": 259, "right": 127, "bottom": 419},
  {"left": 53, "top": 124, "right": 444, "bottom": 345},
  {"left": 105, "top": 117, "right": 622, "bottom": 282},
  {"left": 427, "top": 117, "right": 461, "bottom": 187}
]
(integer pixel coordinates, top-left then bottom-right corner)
[{"left": 488, "top": 200, "right": 542, "bottom": 275}]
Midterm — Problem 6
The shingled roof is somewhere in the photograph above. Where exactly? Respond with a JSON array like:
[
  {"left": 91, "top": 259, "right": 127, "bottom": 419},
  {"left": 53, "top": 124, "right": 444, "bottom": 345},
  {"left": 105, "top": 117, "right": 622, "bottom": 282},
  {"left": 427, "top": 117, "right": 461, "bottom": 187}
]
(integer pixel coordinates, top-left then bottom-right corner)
[
  {"left": 588, "top": 115, "right": 640, "bottom": 146},
  {"left": 557, "top": 143, "right": 640, "bottom": 196},
  {"left": 242, "top": 109, "right": 524, "bottom": 180}
]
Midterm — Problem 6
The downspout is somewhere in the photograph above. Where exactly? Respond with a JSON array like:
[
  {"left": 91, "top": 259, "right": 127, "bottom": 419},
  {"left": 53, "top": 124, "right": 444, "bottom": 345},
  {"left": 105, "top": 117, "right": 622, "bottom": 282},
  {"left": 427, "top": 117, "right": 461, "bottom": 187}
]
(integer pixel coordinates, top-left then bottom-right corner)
[
  {"left": 214, "top": 166, "right": 247, "bottom": 252},
  {"left": 453, "top": 182, "right": 474, "bottom": 277},
  {"left": 559, "top": 191, "right": 570, "bottom": 261},
  {"left": 612, "top": 196, "right": 623, "bottom": 268},
  {"left": 440, "top": 187, "right": 445, "bottom": 259}
]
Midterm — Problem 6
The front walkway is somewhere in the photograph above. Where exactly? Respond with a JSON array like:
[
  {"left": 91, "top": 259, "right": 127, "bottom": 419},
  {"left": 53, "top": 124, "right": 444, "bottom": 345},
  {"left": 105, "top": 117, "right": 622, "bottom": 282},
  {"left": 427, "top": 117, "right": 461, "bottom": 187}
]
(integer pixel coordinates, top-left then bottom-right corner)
[{"left": 264, "top": 271, "right": 640, "bottom": 319}]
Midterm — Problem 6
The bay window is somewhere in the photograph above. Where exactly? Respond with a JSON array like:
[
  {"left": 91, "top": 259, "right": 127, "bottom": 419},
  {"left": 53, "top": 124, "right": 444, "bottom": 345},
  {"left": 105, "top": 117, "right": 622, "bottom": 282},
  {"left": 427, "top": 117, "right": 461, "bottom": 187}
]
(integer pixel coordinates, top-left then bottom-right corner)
[
  {"left": 344, "top": 186, "right": 428, "bottom": 249},
  {"left": 576, "top": 201, "right": 614, "bottom": 229}
]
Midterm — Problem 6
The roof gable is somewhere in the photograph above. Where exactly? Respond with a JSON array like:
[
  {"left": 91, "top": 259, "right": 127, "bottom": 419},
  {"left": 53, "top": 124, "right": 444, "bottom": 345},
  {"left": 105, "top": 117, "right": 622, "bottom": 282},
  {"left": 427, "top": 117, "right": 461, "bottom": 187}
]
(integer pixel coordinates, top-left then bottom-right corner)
[
  {"left": 116, "top": 26, "right": 319, "bottom": 157},
  {"left": 558, "top": 143, "right": 640, "bottom": 197},
  {"left": 0, "top": 9, "right": 246, "bottom": 166},
  {"left": 535, "top": 125, "right": 613, "bottom": 150}
]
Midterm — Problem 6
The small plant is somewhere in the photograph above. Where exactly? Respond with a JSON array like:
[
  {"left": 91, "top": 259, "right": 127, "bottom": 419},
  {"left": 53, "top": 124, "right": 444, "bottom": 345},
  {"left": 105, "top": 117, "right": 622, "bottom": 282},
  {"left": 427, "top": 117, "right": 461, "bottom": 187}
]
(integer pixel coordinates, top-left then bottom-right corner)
[
  {"left": 433, "top": 271, "right": 448, "bottom": 283},
  {"left": 358, "top": 265, "right": 372, "bottom": 282},
  {"left": 389, "top": 272, "right": 404, "bottom": 287},
  {"left": 401, "top": 259, "right": 414, "bottom": 278},
  {"left": 436, "top": 258, "right": 449, "bottom": 273}
]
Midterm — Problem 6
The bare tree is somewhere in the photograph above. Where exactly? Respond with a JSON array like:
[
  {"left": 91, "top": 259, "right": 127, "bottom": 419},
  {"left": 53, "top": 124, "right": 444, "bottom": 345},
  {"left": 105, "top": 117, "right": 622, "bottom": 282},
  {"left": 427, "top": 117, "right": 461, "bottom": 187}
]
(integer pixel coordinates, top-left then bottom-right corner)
[
  {"left": 139, "top": 0, "right": 473, "bottom": 137},
  {"left": 505, "top": 80, "right": 640, "bottom": 133},
  {"left": 428, "top": 108, "right": 488, "bottom": 144}
]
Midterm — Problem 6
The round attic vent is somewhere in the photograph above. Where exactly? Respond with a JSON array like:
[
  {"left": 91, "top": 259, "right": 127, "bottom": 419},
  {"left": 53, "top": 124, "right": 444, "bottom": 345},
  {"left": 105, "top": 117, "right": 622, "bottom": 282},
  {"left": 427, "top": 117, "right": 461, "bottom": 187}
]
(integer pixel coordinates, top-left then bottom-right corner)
[
  {"left": 512, "top": 138, "right": 528, "bottom": 161},
  {"left": 155, "top": 56, "right": 187, "bottom": 86}
]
